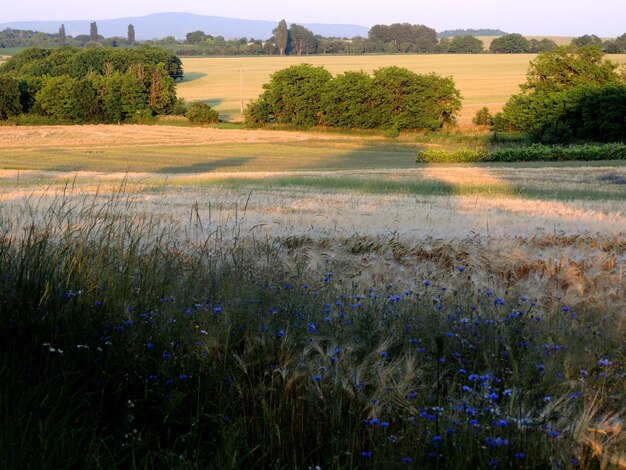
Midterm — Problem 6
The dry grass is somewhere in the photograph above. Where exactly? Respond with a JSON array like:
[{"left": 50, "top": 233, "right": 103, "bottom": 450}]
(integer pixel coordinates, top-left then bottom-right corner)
[{"left": 177, "top": 54, "right": 626, "bottom": 124}]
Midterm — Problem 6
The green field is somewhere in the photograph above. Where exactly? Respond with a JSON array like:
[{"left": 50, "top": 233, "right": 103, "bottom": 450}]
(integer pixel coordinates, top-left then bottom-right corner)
[{"left": 177, "top": 54, "right": 626, "bottom": 123}]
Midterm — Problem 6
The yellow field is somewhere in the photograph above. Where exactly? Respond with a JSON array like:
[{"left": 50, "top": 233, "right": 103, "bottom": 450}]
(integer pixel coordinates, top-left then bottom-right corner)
[{"left": 177, "top": 54, "right": 626, "bottom": 124}]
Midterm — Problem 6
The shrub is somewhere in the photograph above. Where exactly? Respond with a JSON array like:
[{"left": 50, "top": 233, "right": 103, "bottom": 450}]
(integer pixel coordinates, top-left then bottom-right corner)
[
  {"left": 472, "top": 107, "right": 493, "bottom": 126},
  {"left": 186, "top": 101, "right": 219, "bottom": 124},
  {"left": 320, "top": 71, "right": 377, "bottom": 128},
  {"left": 0, "top": 76, "right": 22, "bottom": 119}
]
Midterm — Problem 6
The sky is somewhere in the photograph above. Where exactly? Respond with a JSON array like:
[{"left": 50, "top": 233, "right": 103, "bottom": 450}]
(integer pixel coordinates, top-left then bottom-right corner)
[{"left": 3, "top": 0, "right": 625, "bottom": 37}]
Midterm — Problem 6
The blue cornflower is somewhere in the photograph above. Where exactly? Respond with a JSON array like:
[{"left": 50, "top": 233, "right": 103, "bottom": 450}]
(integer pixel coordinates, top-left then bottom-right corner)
[
  {"left": 313, "top": 375, "right": 322, "bottom": 382},
  {"left": 598, "top": 358, "right": 612, "bottom": 367},
  {"left": 361, "top": 451, "right": 372, "bottom": 457},
  {"left": 179, "top": 374, "right": 189, "bottom": 380},
  {"left": 276, "top": 330, "right": 285, "bottom": 338},
  {"left": 402, "top": 456, "right": 413, "bottom": 463},
  {"left": 422, "top": 280, "right": 431, "bottom": 287},
  {"left": 146, "top": 342, "right": 155, "bottom": 349},
  {"left": 379, "top": 351, "right": 388, "bottom": 359},
  {"left": 148, "top": 375, "right": 157, "bottom": 381}
]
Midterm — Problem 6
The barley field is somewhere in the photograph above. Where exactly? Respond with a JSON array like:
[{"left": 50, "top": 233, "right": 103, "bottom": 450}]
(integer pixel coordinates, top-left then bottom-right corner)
[
  {"left": 1, "top": 122, "right": 625, "bottom": 467},
  {"left": 177, "top": 54, "right": 626, "bottom": 124}
]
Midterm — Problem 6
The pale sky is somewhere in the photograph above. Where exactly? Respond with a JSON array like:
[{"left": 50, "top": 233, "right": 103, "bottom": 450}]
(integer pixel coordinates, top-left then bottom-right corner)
[{"left": 3, "top": 0, "right": 625, "bottom": 36}]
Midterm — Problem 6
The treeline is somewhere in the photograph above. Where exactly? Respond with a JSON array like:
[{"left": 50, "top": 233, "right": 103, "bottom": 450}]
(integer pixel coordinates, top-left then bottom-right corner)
[
  {"left": 0, "top": 46, "right": 184, "bottom": 122},
  {"left": 4, "top": 22, "right": 626, "bottom": 56},
  {"left": 244, "top": 64, "right": 461, "bottom": 131},
  {"left": 483, "top": 46, "right": 626, "bottom": 143}
]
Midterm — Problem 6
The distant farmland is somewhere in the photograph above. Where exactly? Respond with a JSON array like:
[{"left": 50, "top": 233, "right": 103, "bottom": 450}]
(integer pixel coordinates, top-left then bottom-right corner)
[{"left": 177, "top": 54, "right": 626, "bottom": 124}]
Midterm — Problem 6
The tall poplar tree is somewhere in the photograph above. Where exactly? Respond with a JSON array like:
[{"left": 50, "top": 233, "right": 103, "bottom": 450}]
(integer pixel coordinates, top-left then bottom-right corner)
[
  {"left": 273, "top": 19, "right": 289, "bottom": 56},
  {"left": 127, "top": 24, "right": 135, "bottom": 45},
  {"left": 59, "top": 24, "right": 66, "bottom": 45},
  {"left": 90, "top": 22, "right": 98, "bottom": 42}
]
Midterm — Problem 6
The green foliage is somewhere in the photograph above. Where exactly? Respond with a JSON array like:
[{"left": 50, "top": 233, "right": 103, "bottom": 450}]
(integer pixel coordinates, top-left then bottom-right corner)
[
  {"left": 0, "top": 76, "right": 22, "bottom": 119},
  {"left": 368, "top": 23, "right": 438, "bottom": 53},
  {"left": 489, "top": 33, "right": 530, "bottom": 53},
  {"left": 186, "top": 100, "right": 219, "bottom": 124},
  {"left": 273, "top": 19, "right": 290, "bottom": 56},
  {"left": 1, "top": 46, "right": 184, "bottom": 81},
  {"left": 447, "top": 35, "right": 484, "bottom": 54},
  {"left": 320, "top": 71, "right": 377, "bottom": 128},
  {"left": 498, "top": 46, "right": 625, "bottom": 143},
  {"left": 528, "top": 38, "right": 557, "bottom": 53},
  {"left": 289, "top": 24, "right": 318, "bottom": 56},
  {"left": 246, "top": 64, "right": 332, "bottom": 127},
  {"left": 246, "top": 65, "right": 462, "bottom": 131},
  {"left": 472, "top": 106, "right": 493, "bottom": 126},
  {"left": 571, "top": 34, "right": 603, "bottom": 48},
  {"left": 418, "top": 143, "right": 626, "bottom": 162},
  {"left": 370, "top": 67, "right": 461, "bottom": 131}
]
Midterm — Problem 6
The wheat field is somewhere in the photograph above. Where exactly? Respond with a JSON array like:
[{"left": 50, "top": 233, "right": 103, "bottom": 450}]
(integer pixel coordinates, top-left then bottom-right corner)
[{"left": 176, "top": 54, "right": 626, "bottom": 124}]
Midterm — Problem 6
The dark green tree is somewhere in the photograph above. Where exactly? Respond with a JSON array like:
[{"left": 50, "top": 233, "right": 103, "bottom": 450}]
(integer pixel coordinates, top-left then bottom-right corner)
[
  {"left": 0, "top": 76, "right": 22, "bottom": 119},
  {"left": 370, "top": 67, "right": 462, "bottom": 130},
  {"left": 320, "top": 71, "right": 376, "bottom": 128},
  {"left": 59, "top": 24, "right": 66, "bottom": 46},
  {"left": 186, "top": 101, "right": 219, "bottom": 124},
  {"left": 496, "top": 46, "right": 625, "bottom": 142},
  {"left": 90, "top": 22, "right": 98, "bottom": 43},
  {"left": 528, "top": 38, "right": 557, "bottom": 53},
  {"left": 273, "top": 20, "right": 290, "bottom": 56},
  {"left": 289, "top": 24, "right": 318, "bottom": 55},
  {"left": 127, "top": 24, "right": 135, "bottom": 45},
  {"left": 447, "top": 35, "right": 484, "bottom": 53},
  {"left": 186, "top": 31, "right": 208, "bottom": 45},
  {"left": 489, "top": 33, "right": 530, "bottom": 53},
  {"left": 571, "top": 34, "right": 603, "bottom": 48},
  {"left": 245, "top": 64, "right": 332, "bottom": 126}
]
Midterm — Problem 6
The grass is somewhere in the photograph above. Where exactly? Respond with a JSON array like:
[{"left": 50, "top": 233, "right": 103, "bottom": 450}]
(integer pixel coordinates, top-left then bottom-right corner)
[
  {"left": 1, "top": 187, "right": 624, "bottom": 468},
  {"left": 176, "top": 54, "right": 626, "bottom": 124}
]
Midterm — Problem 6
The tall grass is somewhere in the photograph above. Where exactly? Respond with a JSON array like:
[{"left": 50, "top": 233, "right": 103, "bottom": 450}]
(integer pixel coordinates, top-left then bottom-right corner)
[{"left": 1, "top": 187, "right": 624, "bottom": 468}]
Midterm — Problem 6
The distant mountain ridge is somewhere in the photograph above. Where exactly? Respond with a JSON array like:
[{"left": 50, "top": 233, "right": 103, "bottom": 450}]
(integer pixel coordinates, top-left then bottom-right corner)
[
  {"left": 0, "top": 12, "right": 370, "bottom": 40},
  {"left": 439, "top": 29, "right": 508, "bottom": 38}
]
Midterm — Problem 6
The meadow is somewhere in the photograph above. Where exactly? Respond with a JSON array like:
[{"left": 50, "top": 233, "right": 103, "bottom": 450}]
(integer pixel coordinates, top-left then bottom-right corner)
[
  {"left": 1, "top": 122, "right": 625, "bottom": 467},
  {"left": 176, "top": 54, "right": 626, "bottom": 124}
]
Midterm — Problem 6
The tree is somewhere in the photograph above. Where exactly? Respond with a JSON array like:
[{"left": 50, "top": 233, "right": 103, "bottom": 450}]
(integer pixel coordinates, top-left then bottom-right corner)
[
  {"left": 90, "top": 22, "right": 98, "bottom": 43},
  {"left": 489, "top": 33, "right": 530, "bottom": 53},
  {"left": 496, "top": 46, "right": 625, "bottom": 142},
  {"left": 522, "top": 45, "right": 621, "bottom": 94},
  {"left": 320, "top": 71, "right": 376, "bottom": 128},
  {"left": 528, "top": 38, "right": 557, "bottom": 53},
  {"left": 186, "top": 31, "right": 208, "bottom": 45},
  {"left": 273, "top": 20, "right": 290, "bottom": 56},
  {"left": 289, "top": 24, "right": 318, "bottom": 55},
  {"left": 571, "top": 34, "right": 602, "bottom": 48},
  {"left": 245, "top": 64, "right": 332, "bottom": 126},
  {"left": 148, "top": 64, "right": 177, "bottom": 114},
  {"left": 59, "top": 24, "right": 66, "bottom": 46},
  {"left": 447, "top": 35, "right": 483, "bottom": 53},
  {"left": 370, "top": 67, "right": 461, "bottom": 130},
  {"left": 186, "top": 101, "right": 219, "bottom": 124},
  {"left": 0, "top": 76, "right": 22, "bottom": 119},
  {"left": 127, "top": 24, "right": 135, "bottom": 45}
]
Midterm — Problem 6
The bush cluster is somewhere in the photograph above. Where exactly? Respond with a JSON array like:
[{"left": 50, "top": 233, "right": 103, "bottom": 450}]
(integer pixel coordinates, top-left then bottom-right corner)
[
  {"left": 245, "top": 64, "right": 462, "bottom": 131},
  {"left": 495, "top": 46, "right": 626, "bottom": 143},
  {"left": 185, "top": 100, "right": 219, "bottom": 124},
  {"left": 418, "top": 143, "right": 626, "bottom": 163},
  {"left": 0, "top": 46, "right": 183, "bottom": 123}
]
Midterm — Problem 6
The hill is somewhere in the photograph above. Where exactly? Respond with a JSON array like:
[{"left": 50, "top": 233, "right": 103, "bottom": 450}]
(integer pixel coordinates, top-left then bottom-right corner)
[{"left": 0, "top": 12, "right": 369, "bottom": 41}]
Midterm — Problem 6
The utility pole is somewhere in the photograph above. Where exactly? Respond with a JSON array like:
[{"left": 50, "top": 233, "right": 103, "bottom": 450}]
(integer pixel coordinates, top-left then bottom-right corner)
[{"left": 239, "top": 64, "right": 244, "bottom": 114}]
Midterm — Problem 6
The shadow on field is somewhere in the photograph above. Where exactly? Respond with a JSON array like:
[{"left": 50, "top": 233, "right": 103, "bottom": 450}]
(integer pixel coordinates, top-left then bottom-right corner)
[
  {"left": 180, "top": 72, "right": 208, "bottom": 83},
  {"left": 157, "top": 157, "right": 254, "bottom": 173}
]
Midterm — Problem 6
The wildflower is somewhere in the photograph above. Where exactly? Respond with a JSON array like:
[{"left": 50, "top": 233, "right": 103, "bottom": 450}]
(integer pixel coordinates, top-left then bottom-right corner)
[
  {"left": 485, "top": 437, "right": 509, "bottom": 447},
  {"left": 361, "top": 451, "right": 372, "bottom": 457},
  {"left": 179, "top": 374, "right": 189, "bottom": 380},
  {"left": 313, "top": 375, "right": 322, "bottom": 382},
  {"left": 548, "top": 430, "right": 561, "bottom": 438},
  {"left": 146, "top": 343, "right": 155, "bottom": 349},
  {"left": 422, "top": 280, "right": 431, "bottom": 287},
  {"left": 276, "top": 330, "right": 285, "bottom": 338},
  {"left": 432, "top": 435, "right": 442, "bottom": 444},
  {"left": 598, "top": 358, "right": 612, "bottom": 367},
  {"left": 515, "top": 453, "right": 525, "bottom": 459},
  {"left": 148, "top": 375, "right": 157, "bottom": 382},
  {"left": 402, "top": 456, "right": 413, "bottom": 463},
  {"left": 457, "top": 266, "right": 465, "bottom": 272},
  {"left": 379, "top": 351, "right": 388, "bottom": 359},
  {"left": 380, "top": 422, "right": 390, "bottom": 428}
]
